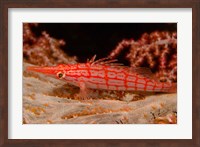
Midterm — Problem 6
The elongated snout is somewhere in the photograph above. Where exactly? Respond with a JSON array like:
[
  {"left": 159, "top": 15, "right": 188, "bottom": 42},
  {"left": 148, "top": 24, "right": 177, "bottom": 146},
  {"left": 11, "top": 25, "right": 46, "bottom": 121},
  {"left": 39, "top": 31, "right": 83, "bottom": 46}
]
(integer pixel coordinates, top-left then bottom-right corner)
[{"left": 27, "top": 66, "right": 58, "bottom": 75}]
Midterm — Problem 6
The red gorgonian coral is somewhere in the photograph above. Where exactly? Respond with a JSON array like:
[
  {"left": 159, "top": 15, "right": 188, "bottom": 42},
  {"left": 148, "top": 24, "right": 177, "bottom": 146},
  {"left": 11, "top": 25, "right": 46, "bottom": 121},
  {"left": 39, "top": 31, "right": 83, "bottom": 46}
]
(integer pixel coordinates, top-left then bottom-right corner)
[
  {"left": 23, "top": 23, "right": 76, "bottom": 66},
  {"left": 109, "top": 31, "right": 177, "bottom": 82}
]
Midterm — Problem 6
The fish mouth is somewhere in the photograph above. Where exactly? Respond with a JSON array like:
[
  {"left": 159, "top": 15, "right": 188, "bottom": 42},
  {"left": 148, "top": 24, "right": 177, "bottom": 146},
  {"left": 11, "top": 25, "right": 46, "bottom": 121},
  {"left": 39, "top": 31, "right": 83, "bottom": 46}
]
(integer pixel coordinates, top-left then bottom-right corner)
[{"left": 26, "top": 66, "right": 58, "bottom": 75}]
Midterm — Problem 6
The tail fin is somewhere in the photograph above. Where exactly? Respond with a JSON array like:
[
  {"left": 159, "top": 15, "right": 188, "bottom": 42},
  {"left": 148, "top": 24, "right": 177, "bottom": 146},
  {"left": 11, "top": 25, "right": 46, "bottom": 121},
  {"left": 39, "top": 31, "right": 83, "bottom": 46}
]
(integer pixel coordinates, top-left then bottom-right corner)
[{"left": 168, "top": 83, "right": 177, "bottom": 93}]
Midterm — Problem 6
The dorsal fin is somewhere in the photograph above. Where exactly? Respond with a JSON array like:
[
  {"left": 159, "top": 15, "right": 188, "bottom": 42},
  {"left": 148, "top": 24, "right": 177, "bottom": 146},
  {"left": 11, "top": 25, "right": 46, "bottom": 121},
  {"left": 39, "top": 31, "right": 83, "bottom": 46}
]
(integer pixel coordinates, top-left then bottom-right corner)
[
  {"left": 87, "top": 56, "right": 158, "bottom": 80},
  {"left": 129, "top": 67, "right": 157, "bottom": 80},
  {"left": 87, "top": 55, "right": 97, "bottom": 63},
  {"left": 87, "top": 55, "right": 125, "bottom": 67}
]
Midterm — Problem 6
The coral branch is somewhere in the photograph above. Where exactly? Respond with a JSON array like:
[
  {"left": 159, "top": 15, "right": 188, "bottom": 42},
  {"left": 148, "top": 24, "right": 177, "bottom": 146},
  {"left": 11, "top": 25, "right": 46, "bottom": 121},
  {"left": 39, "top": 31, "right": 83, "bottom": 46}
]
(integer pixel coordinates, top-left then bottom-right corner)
[
  {"left": 23, "top": 23, "right": 76, "bottom": 66},
  {"left": 109, "top": 31, "right": 177, "bottom": 82}
]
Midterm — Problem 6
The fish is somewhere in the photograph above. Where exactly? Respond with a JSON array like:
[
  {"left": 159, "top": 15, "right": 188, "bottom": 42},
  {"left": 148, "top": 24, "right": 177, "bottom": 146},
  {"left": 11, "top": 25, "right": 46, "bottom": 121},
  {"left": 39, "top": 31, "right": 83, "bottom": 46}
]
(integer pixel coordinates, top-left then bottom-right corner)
[{"left": 27, "top": 55, "right": 176, "bottom": 99}]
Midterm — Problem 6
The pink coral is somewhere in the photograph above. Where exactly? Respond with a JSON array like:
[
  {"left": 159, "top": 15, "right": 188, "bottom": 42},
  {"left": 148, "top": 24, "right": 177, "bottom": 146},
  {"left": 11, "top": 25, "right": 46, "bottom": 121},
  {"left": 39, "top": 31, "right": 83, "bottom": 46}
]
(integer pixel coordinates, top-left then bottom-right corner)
[
  {"left": 23, "top": 23, "right": 76, "bottom": 66},
  {"left": 109, "top": 31, "right": 177, "bottom": 82}
]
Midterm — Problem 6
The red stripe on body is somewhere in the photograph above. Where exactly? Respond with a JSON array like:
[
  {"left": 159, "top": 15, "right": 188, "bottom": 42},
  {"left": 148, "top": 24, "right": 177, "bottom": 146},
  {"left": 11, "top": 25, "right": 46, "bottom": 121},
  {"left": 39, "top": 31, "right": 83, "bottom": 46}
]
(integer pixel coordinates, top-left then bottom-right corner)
[
  {"left": 124, "top": 73, "right": 129, "bottom": 90},
  {"left": 152, "top": 82, "right": 156, "bottom": 92},
  {"left": 65, "top": 64, "right": 172, "bottom": 92},
  {"left": 104, "top": 67, "right": 109, "bottom": 89}
]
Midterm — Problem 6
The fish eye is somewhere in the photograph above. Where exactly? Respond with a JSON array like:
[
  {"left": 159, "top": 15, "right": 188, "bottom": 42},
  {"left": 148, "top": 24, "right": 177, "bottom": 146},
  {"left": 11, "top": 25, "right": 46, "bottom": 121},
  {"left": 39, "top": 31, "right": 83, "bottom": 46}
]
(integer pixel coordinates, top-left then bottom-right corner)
[{"left": 57, "top": 72, "right": 65, "bottom": 79}]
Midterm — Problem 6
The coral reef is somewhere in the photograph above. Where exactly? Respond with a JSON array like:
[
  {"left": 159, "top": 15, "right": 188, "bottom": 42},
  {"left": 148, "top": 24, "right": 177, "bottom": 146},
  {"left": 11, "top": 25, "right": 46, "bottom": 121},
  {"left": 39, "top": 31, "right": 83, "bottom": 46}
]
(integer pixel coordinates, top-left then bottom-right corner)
[
  {"left": 23, "top": 23, "right": 76, "bottom": 66},
  {"left": 109, "top": 31, "right": 177, "bottom": 82},
  {"left": 23, "top": 24, "right": 177, "bottom": 124},
  {"left": 154, "top": 112, "right": 177, "bottom": 124}
]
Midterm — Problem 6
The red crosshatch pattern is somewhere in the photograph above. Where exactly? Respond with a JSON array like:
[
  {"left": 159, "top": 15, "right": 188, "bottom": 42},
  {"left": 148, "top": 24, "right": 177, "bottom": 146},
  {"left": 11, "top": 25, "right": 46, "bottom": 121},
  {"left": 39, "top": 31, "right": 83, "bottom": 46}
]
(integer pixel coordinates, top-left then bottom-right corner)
[
  {"left": 27, "top": 56, "right": 176, "bottom": 93},
  {"left": 57, "top": 62, "right": 172, "bottom": 92}
]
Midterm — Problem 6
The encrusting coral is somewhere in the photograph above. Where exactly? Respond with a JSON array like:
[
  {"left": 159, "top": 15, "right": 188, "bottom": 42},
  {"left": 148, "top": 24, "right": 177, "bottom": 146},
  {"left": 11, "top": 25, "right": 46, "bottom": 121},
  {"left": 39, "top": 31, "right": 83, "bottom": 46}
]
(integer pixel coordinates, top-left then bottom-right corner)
[
  {"left": 23, "top": 23, "right": 76, "bottom": 66},
  {"left": 109, "top": 31, "right": 177, "bottom": 82}
]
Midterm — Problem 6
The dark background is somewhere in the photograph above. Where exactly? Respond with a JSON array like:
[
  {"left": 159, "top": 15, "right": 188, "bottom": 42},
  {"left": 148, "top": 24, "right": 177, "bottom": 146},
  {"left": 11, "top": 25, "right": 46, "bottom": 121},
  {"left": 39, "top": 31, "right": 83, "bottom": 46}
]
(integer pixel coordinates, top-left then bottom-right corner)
[{"left": 34, "top": 23, "right": 177, "bottom": 63}]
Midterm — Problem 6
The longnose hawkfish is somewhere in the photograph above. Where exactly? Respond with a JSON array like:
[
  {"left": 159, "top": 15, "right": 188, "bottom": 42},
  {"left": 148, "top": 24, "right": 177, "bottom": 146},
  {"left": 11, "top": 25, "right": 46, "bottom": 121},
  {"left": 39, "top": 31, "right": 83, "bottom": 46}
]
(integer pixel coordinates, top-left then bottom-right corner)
[{"left": 27, "top": 55, "right": 176, "bottom": 99}]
